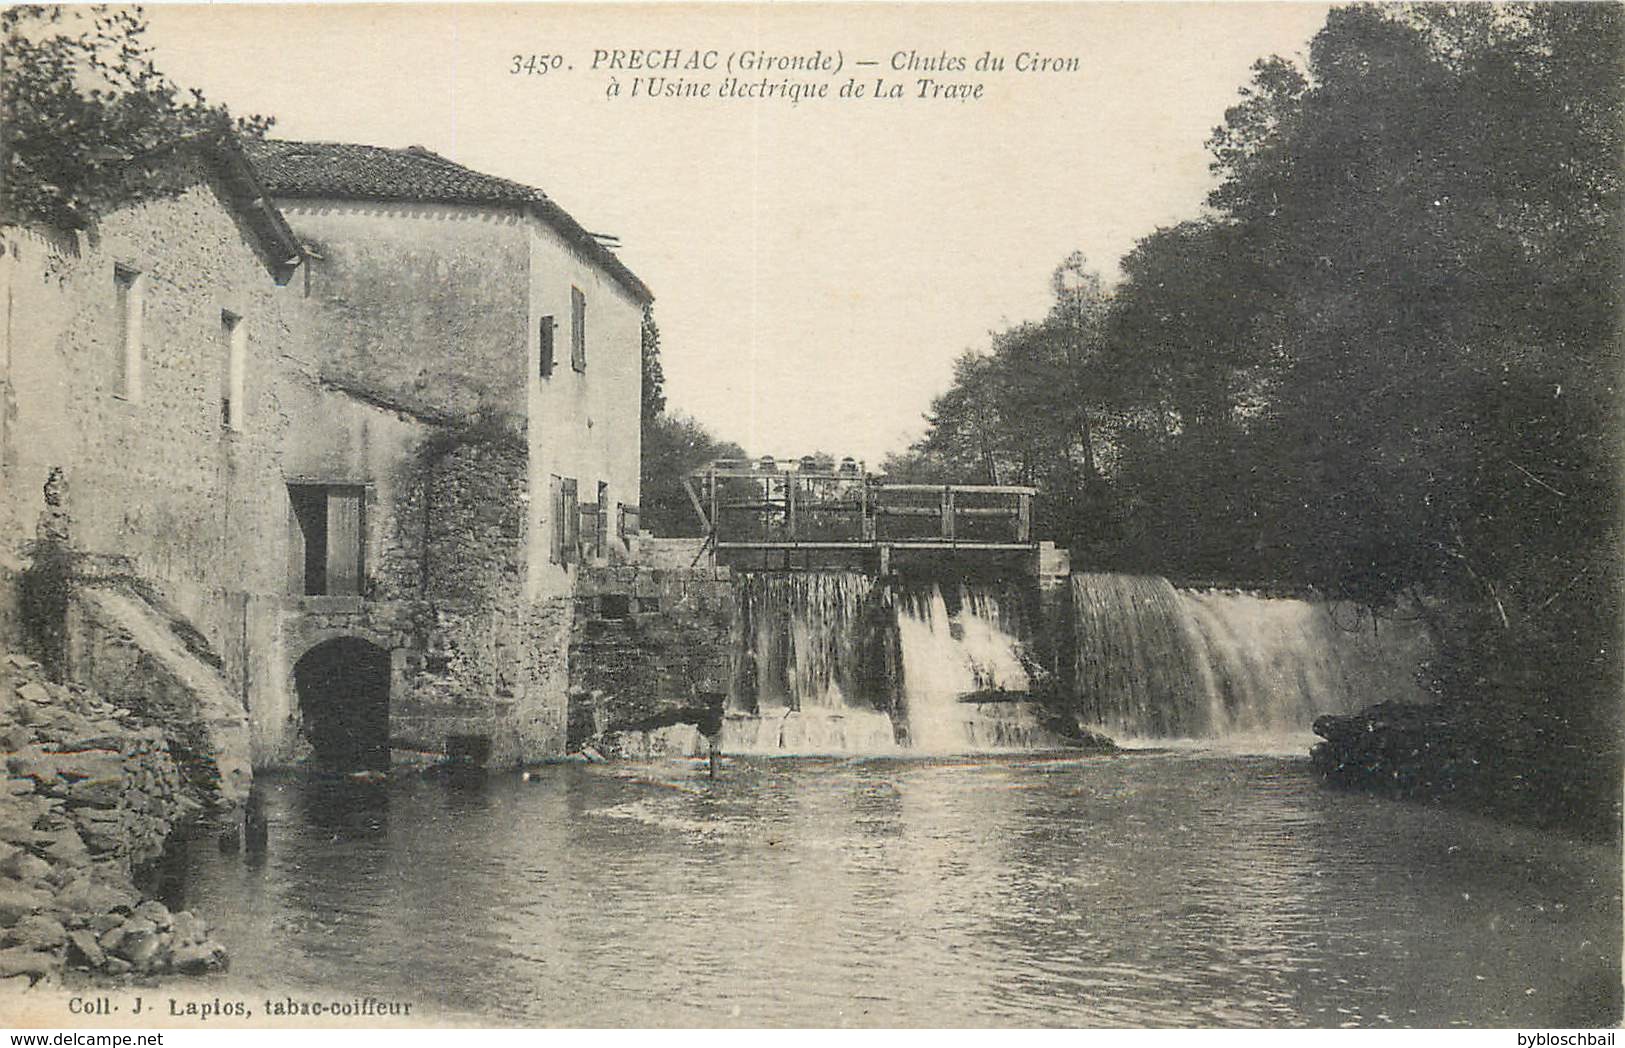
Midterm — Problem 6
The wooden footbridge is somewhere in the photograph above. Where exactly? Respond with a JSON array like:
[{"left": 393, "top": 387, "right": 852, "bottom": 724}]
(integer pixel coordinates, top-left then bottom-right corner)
[{"left": 682, "top": 457, "right": 1038, "bottom": 572}]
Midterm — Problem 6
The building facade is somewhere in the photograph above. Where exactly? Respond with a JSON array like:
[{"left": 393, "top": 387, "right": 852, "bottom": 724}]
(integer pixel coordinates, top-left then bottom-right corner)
[{"left": 0, "top": 136, "right": 650, "bottom": 772}]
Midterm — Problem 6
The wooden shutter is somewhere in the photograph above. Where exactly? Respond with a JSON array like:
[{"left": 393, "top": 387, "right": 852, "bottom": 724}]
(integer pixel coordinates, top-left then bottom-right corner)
[
  {"left": 325, "top": 487, "right": 364, "bottom": 595},
  {"left": 596, "top": 482, "right": 609, "bottom": 558},
  {"left": 571, "top": 287, "right": 586, "bottom": 372},
  {"left": 550, "top": 475, "right": 563, "bottom": 564},
  {"left": 561, "top": 478, "right": 579, "bottom": 565},
  {"left": 539, "top": 316, "right": 555, "bottom": 378}
]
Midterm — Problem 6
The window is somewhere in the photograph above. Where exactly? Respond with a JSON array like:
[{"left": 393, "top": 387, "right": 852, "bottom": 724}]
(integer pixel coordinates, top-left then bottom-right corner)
[
  {"left": 221, "top": 311, "right": 247, "bottom": 431},
  {"left": 114, "top": 265, "right": 143, "bottom": 399},
  {"left": 288, "top": 484, "right": 366, "bottom": 595},
  {"left": 539, "top": 315, "right": 556, "bottom": 378},
  {"left": 570, "top": 286, "right": 587, "bottom": 372}
]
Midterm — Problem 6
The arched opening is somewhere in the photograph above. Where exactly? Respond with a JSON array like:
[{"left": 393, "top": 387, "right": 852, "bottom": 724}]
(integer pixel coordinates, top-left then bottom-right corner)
[{"left": 293, "top": 637, "right": 392, "bottom": 770}]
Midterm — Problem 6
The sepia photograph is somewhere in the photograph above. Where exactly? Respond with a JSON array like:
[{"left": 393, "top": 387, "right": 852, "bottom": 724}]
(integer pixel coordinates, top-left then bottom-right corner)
[{"left": 0, "top": 0, "right": 1619, "bottom": 1031}]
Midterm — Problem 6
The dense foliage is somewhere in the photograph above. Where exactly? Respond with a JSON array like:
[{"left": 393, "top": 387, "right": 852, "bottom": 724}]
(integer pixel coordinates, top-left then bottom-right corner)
[
  {"left": 897, "top": 2, "right": 1623, "bottom": 812},
  {"left": 1, "top": 5, "right": 271, "bottom": 229}
]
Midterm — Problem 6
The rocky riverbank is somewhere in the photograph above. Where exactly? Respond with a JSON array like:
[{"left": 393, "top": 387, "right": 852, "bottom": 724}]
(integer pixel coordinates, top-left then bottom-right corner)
[
  {"left": 0, "top": 653, "right": 229, "bottom": 989},
  {"left": 1311, "top": 701, "right": 1620, "bottom": 838}
]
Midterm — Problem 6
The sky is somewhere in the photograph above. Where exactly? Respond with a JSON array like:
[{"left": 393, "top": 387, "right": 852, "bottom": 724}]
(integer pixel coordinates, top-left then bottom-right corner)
[{"left": 140, "top": 1, "right": 1333, "bottom": 465}]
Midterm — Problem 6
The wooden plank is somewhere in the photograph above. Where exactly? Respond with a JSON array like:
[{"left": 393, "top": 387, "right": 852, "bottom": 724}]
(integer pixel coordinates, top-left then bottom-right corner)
[
  {"left": 715, "top": 540, "right": 1037, "bottom": 550},
  {"left": 871, "top": 483, "right": 1039, "bottom": 495},
  {"left": 682, "top": 476, "right": 711, "bottom": 533},
  {"left": 941, "top": 489, "right": 955, "bottom": 541},
  {"left": 1017, "top": 493, "right": 1031, "bottom": 542},
  {"left": 873, "top": 505, "right": 1016, "bottom": 518},
  {"left": 325, "top": 488, "right": 363, "bottom": 596}
]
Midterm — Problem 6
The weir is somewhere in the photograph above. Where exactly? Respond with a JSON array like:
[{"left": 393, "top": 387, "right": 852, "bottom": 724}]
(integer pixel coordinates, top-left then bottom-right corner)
[
  {"left": 571, "top": 468, "right": 1432, "bottom": 757},
  {"left": 705, "top": 569, "right": 1431, "bottom": 755}
]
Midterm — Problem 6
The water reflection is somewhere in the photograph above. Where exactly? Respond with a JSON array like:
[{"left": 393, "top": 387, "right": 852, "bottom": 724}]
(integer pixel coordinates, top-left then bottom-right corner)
[{"left": 171, "top": 754, "right": 1620, "bottom": 1027}]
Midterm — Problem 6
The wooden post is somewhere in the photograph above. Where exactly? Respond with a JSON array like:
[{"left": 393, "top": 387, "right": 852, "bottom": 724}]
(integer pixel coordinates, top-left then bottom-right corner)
[
  {"left": 787, "top": 475, "right": 798, "bottom": 541},
  {"left": 941, "top": 487, "right": 955, "bottom": 541},
  {"left": 1017, "top": 492, "right": 1031, "bottom": 543}
]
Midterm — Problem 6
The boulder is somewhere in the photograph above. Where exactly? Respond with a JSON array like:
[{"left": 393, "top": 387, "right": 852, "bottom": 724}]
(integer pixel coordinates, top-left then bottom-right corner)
[
  {"left": 169, "top": 910, "right": 204, "bottom": 946},
  {"left": 64, "top": 778, "right": 122, "bottom": 808},
  {"left": 0, "top": 947, "right": 55, "bottom": 980},
  {"left": 170, "top": 939, "right": 227, "bottom": 975},
  {"left": 14, "top": 684, "right": 52, "bottom": 707},
  {"left": 131, "top": 901, "right": 171, "bottom": 931},
  {"left": 116, "top": 930, "right": 161, "bottom": 970},
  {"left": 0, "top": 852, "right": 50, "bottom": 887},
  {"left": 0, "top": 883, "right": 50, "bottom": 925},
  {"left": 6, "top": 914, "right": 65, "bottom": 950},
  {"left": 65, "top": 929, "right": 105, "bottom": 969},
  {"left": 0, "top": 779, "right": 36, "bottom": 797},
  {"left": 40, "top": 830, "right": 89, "bottom": 867},
  {"left": 52, "top": 877, "right": 136, "bottom": 917}
]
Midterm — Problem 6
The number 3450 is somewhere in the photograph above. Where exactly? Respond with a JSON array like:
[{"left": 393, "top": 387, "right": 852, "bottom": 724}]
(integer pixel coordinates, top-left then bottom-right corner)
[{"left": 512, "top": 54, "right": 566, "bottom": 75}]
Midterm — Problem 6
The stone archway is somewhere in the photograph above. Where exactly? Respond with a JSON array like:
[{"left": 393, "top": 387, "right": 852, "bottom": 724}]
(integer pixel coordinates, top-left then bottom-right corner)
[{"left": 293, "top": 637, "right": 392, "bottom": 770}]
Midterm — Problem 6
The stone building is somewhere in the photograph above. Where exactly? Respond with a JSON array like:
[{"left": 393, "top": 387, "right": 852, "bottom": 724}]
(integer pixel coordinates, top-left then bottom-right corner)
[{"left": 0, "top": 134, "right": 651, "bottom": 776}]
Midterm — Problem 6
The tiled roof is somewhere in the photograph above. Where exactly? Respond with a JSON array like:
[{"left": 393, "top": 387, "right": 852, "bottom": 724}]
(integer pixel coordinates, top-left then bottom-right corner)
[{"left": 245, "top": 139, "right": 651, "bottom": 302}]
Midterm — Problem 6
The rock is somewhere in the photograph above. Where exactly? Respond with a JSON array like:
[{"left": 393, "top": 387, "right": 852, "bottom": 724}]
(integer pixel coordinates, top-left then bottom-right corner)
[
  {"left": 96, "top": 925, "right": 125, "bottom": 953},
  {"left": 66, "top": 929, "right": 104, "bottom": 969},
  {"left": 0, "top": 852, "right": 49, "bottom": 886},
  {"left": 87, "top": 912, "right": 123, "bottom": 934},
  {"left": 170, "top": 939, "right": 228, "bottom": 974},
  {"left": 0, "top": 947, "right": 55, "bottom": 979},
  {"left": 1, "top": 779, "right": 36, "bottom": 797},
  {"left": 119, "top": 916, "right": 156, "bottom": 939},
  {"left": 0, "top": 883, "right": 50, "bottom": 925},
  {"left": 15, "top": 683, "right": 51, "bottom": 706},
  {"left": 40, "top": 830, "right": 89, "bottom": 867},
  {"left": 4, "top": 654, "right": 41, "bottom": 671},
  {"left": 132, "top": 901, "right": 171, "bottom": 930},
  {"left": 38, "top": 751, "right": 122, "bottom": 783},
  {"left": 117, "top": 930, "right": 161, "bottom": 970},
  {"left": 52, "top": 877, "right": 136, "bottom": 916},
  {"left": 102, "top": 956, "right": 131, "bottom": 976},
  {"left": 0, "top": 974, "right": 33, "bottom": 992},
  {"left": 6, "top": 914, "right": 65, "bottom": 950},
  {"left": 169, "top": 910, "right": 204, "bottom": 946}
]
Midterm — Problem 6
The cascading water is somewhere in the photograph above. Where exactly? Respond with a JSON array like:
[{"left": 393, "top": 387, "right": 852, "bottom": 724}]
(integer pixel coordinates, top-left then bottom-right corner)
[
  {"left": 894, "top": 584, "right": 1049, "bottom": 752},
  {"left": 714, "top": 570, "right": 1428, "bottom": 756},
  {"left": 724, "top": 572, "right": 898, "bottom": 754},
  {"left": 1071, "top": 573, "right": 1430, "bottom": 743},
  {"left": 722, "top": 573, "right": 1063, "bottom": 754}
]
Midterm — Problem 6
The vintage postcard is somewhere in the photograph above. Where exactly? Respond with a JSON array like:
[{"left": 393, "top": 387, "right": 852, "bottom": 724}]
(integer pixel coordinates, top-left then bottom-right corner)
[{"left": 0, "top": 0, "right": 1619, "bottom": 1033}]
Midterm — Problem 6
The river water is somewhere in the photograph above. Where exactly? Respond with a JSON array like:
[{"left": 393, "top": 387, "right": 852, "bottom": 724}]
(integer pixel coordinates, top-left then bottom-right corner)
[{"left": 164, "top": 750, "right": 1620, "bottom": 1027}]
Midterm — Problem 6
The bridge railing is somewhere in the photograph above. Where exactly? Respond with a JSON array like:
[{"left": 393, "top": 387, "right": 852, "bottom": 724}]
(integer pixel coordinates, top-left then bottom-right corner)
[{"left": 683, "top": 464, "right": 1035, "bottom": 552}]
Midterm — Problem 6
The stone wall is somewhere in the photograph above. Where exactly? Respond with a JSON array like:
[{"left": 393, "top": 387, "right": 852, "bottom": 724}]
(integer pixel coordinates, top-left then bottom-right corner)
[
  {"left": 567, "top": 566, "right": 736, "bottom": 753},
  {"left": 274, "top": 202, "right": 531, "bottom": 429},
  {"left": 66, "top": 585, "right": 252, "bottom": 812},
  {"left": 0, "top": 170, "right": 304, "bottom": 628},
  {"left": 0, "top": 654, "right": 229, "bottom": 986}
]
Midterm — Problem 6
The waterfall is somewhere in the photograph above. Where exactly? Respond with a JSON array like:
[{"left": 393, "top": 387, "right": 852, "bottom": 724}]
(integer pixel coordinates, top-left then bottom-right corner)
[
  {"left": 895, "top": 584, "right": 1038, "bottom": 752},
  {"left": 1071, "top": 573, "right": 1429, "bottom": 742},
  {"left": 724, "top": 574, "right": 1063, "bottom": 754},
  {"left": 715, "top": 569, "right": 1427, "bottom": 755},
  {"left": 725, "top": 572, "right": 898, "bottom": 754}
]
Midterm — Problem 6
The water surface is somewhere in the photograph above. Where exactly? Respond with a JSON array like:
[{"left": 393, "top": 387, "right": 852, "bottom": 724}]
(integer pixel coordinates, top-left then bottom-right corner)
[{"left": 171, "top": 751, "right": 1621, "bottom": 1027}]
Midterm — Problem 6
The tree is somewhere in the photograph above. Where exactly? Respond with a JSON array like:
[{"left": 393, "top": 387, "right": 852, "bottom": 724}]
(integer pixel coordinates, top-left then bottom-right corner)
[
  {"left": 640, "top": 303, "right": 665, "bottom": 422},
  {"left": 2, "top": 5, "right": 273, "bottom": 229},
  {"left": 639, "top": 412, "right": 745, "bottom": 537}
]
